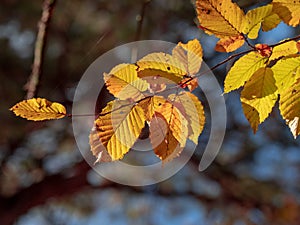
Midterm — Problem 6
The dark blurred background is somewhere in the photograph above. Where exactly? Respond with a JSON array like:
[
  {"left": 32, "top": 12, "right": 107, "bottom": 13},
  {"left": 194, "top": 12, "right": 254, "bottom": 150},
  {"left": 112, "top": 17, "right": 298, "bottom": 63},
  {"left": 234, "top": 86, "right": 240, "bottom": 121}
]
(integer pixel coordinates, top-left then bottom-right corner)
[{"left": 1, "top": 0, "right": 300, "bottom": 224}]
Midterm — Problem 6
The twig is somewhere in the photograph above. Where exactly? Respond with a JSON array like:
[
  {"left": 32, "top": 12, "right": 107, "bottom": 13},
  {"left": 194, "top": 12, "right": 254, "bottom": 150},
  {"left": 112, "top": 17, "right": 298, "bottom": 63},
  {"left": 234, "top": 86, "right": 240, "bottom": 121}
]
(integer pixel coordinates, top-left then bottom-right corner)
[
  {"left": 269, "top": 34, "right": 300, "bottom": 47},
  {"left": 24, "top": 0, "right": 57, "bottom": 99},
  {"left": 134, "top": 0, "right": 151, "bottom": 42}
]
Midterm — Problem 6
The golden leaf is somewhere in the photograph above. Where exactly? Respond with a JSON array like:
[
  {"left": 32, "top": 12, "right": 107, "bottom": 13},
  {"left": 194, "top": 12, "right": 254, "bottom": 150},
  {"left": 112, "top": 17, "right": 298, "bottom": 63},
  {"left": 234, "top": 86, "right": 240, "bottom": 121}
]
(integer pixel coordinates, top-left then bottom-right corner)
[
  {"left": 104, "top": 63, "right": 148, "bottom": 101},
  {"left": 272, "top": 55, "right": 300, "bottom": 93},
  {"left": 215, "top": 35, "right": 244, "bottom": 52},
  {"left": 242, "top": 4, "right": 275, "bottom": 39},
  {"left": 10, "top": 98, "right": 66, "bottom": 121},
  {"left": 279, "top": 79, "right": 300, "bottom": 138},
  {"left": 241, "top": 68, "right": 278, "bottom": 132},
  {"left": 149, "top": 113, "right": 183, "bottom": 163},
  {"left": 168, "top": 92, "right": 205, "bottom": 145},
  {"left": 269, "top": 40, "right": 298, "bottom": 61},
  {"left": 172, "top": 39, "right": 203, "bottom": 75},
  {"left": 92, "top": 100, "right": 146, "bottom": 160},
  {"left": 261, "top": 11, "right": 281, "bottom": 31},
  {"left": 224, "top": 52, "right": 268, "bottom": 93},
  {"left": 195, "top": 0, "right": 245, "bottom": 38},
  {"left": 138, "top": 96, "right": 167, "bottom": 121},
  {"left": 273, "top": 0, "right": 300, "bottom": 26},
  {"left": 155, "top": 100, "right": 188, "bottom": 147},
  {"left": 137, "top": 52, "right": 187, "bottom": 84},
  {"left": 89, "top": 128, "right": 112, "bottom": 163}
]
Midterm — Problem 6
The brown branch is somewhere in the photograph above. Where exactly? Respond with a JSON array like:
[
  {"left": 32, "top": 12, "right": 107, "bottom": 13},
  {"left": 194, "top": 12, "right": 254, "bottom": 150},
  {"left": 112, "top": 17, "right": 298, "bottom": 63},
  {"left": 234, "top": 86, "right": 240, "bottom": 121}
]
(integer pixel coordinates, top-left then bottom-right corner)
[
  {"left": 269, "top": 34, "right": 300, "bottom": 47},
  {"left": 24, "top": 0, "right": 57, "bottom": 99},
  {"left": 134, "top": 0, "right": 151, "bottom": 42}
]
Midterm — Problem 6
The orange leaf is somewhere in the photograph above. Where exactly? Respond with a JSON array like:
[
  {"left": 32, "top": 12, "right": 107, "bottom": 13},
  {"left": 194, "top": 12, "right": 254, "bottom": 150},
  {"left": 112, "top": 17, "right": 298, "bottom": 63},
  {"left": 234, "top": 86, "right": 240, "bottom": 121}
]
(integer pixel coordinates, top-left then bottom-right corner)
[{"left": 215, "top": 35, "right": 244, "bottom": 53}]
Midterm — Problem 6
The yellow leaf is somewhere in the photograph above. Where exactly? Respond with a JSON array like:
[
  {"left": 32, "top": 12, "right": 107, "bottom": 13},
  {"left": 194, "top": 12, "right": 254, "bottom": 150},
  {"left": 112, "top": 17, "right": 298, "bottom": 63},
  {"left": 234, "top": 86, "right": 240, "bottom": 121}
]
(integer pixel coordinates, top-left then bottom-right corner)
[
  {"left": 241, "top": 68, "right": 278, "bottom": 132},
  {"left": 172, "top": 39, "right": 203, "bottom": 75},
  {"left": 242, "top": 4, "right": 274, "bottom": 39},
  {"left": 149, "top": 113, "right": 183, "bottom": 163},
  {"left": 168, "top": 92, "right": 205, "bottom": 145},
  {"left": 92, "top": 100, "right": 146, "bottom": 160},
  {"left": 273, "top": 0, "right": 300, "bottom": 26},
  {"left": 215, "top": 35, "right": 244, "bottom": 52},
  {"left": 10, "top": 98, "right": 66, "bottom": 121},
  {"left": 261, "top": 11, "right": 281, "bottom": 31},
  {"left": 138, "top": 96, "right": 167, "bottom": 121},
  {"left": 272, "top": 55, "right": 300, "bottom": 93},
  {"left": 104, "top": 63, "right": 148, "bottom": 101},
  {"left": 269, "top": 40, "right": 298, "bottom": 61},
  {"left": 224, "top": 52, "right": 268, "bottom": 93},
  {"left": 137, "top": 52, "right": 187, "bottom": 83},
  {"left": 155, "top": 100, "right": 188, "bottom": 147},
  {"left": 279, "top": 79, "right": 300, "bottom": 138},
  {"left": 195, "top": 0, "right": 245, "bottom": 38}
]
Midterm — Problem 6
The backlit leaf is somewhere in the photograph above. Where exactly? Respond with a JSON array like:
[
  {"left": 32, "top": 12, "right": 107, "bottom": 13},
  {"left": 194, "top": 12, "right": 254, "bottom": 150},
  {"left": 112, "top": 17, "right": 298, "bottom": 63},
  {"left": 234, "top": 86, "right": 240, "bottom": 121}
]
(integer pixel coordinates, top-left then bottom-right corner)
[
  {"left": 261, "top": 11, "right": 281, "bottom": 31},
  {"left": 272, "top": 55, "right": 300, "bottom": 93},
  {"left": 269, "top": 40, "right": 298, "bottom": 61},
  {"left": 224, "top": 52, "right": 268, "bottom": 93},
  {"left": 104, "top": 63, "right": 148, "bottom": 101},
  {"left": 242, "top": 4, "right": 273, "bottom": 39},
  {"left": 195, "top": 0, "right": 245, "bottom": 38},
  {"left": 280, "top": 79, "right": 300, "bottom": 138},
  {"left": 138, "top": 96, "right": 167, "bottom": 121},
  {"left": 168, "top": 92, "right": 205, "bottom": 145},
  {"left": 215, "top": 35, "right": 244, "bottom": 52},
  {"left": 273, "top": 0, "right": 300, "bottom": 26},
  {"left": 241, "top": 68, "right": 278, "bottom": 132},
  {"left": 10, "top": 98, "right": 66, "bottom": 121},
  {"left": 155, "top": 100, "right": 189, "bottom": 147},
  {"left": 149, "top": 114, "right": 183, "bottom": 163},
  {"left": 89, "top": 128, "right": 112, "bottom": 163},
  {"left": 92, "top": 100, "right": 146, "bottom": 160},
  {"left": 172, "top": 39, "right": 203, "bottom": 75},
  {"left": 137, "top": 52, "right": 187, "bottom": 83}
]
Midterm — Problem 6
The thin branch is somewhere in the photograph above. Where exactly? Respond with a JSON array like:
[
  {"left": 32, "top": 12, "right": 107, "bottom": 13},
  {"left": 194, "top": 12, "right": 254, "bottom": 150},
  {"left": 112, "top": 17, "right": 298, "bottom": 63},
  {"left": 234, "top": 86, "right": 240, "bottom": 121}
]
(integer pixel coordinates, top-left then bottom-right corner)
[
  {"left": 134, "top": 0, "right": 151, "bottom": 42},
  {"left": 269, "top": 34, "right": 300, "bottom": 47},
  {"left": 24, "top": 0, "right": 57, "bottom": 99},
  {"left": 242, "top": 33, "right": 255, "bottom": 49}
]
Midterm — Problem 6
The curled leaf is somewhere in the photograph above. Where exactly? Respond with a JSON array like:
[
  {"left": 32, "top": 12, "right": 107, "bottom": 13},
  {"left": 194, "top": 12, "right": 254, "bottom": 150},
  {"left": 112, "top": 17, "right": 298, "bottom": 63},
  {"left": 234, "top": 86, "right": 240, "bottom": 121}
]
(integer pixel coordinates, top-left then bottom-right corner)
[
  {"left": 215, "top": 35, "right": 244, "bottom": 52},
  {"left": 273, "top": 0, "right": 300, "bottom": 26},
  {"left": 10, "top": 98, "right": 66, "bottom": 121}
]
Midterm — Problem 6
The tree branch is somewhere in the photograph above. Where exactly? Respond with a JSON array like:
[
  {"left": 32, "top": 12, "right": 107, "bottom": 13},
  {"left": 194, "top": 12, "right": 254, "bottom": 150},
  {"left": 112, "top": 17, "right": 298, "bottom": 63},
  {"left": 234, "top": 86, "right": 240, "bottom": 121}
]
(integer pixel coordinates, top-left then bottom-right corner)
[{"left": 24, "top": 0, "right": 57, "bottom": 99}]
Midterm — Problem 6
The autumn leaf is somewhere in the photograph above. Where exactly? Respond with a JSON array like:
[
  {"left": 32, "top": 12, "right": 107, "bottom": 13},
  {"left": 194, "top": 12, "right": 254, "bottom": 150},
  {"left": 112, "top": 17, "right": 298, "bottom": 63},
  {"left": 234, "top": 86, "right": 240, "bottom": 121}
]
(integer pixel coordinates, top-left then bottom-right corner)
[
  {"left": 168, "top": 92, "right": 205, "bottom": 145},
  {"left": 137, "top": 52, "right": 187, "bottom": 84},
  {"left": 10, "top": 98, "right": 66, "bottom": 121},
  {"left": 138, "top": 96, "right": 167, "bottom": 121},
  {"left": 172, "top": 39, "right": 203, "bottom": 75},
  {"left": 104, "top": 63, "right": 148, "bottom": 101},
  {"left": 280, "top": 79, "right": 300, "bottom": 138},
  {"left": 261, "top": 11, "right": 281, "bottom": 31},
  {"left": 215, "top": 35, "right": 244, "bottom": 53},
  {"left": 149, "top": 113, "right": 183, "bottom": 163},
  {"left": 195, "top": 0, "right": 245, "bottom": 38},
  {"left": 89, "top": 127, "right": 112, "bottom": 163},
  {"left": 91, "top": 100, "right": 146, "bottom": 160},
  {"left": 242, "top": 4, "right": 274, "bottom": 39},
  {"left": 154, "top": 100, "right": 188, "bottom": 147},
  {"left": 273, "top": 0, "right": 300, "bottom": 27},
  {"left": 269, "top": 40, "right": 298, "bottom": 61},
  {"left": 272, "top": 55, "right": 300, "bottom": 93},
  {"left": 224, "top": 51, "right": 268, "bottom": 93},
  {"left": 241, "top": 68, "right": 278, "bottom": 132}
]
